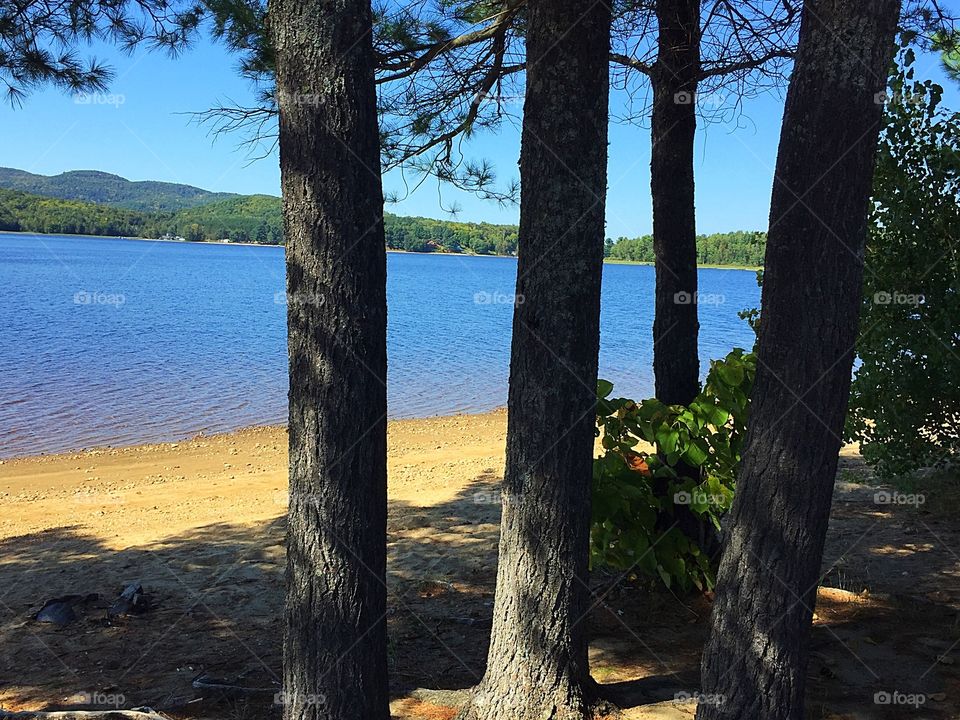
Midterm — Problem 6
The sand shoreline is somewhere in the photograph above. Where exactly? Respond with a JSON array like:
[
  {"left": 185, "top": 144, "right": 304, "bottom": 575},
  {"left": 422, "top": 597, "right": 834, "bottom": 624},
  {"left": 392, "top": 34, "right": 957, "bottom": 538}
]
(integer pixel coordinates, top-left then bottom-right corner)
[
  {"left": 0, "top": 410, "right": 509, "bottom": 543},
  {"left": 0, "top": 408, "right": 508, "bottom": 463}
]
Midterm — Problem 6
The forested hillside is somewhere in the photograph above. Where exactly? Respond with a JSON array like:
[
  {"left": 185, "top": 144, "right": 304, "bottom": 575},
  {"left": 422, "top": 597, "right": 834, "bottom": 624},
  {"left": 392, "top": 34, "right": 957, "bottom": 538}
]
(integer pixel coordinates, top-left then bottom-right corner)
[
  {"left": 0, "top": 168, "right": 238, "bottom": 212},
  {"left": 170, "top": 195, "right": 284, "bottom": 243},
  {"left": 0, "top": 188, "right": 154, "bottom": 236},
  {"left": 386, "top": 214, "right": 518, "bottom": 254},
  {"left": 0, "top": 188, "right": 520, "bottom": 254},
  {"left": 0, "top": 185, "right": 768, "bottom": 266}
]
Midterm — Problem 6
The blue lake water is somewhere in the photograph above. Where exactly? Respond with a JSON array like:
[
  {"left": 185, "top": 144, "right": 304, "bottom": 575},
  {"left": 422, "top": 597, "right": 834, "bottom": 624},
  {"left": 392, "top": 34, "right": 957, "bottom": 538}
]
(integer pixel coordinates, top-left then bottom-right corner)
[{"left": 0, "top": 233, "right": 760, "bottom": 457}]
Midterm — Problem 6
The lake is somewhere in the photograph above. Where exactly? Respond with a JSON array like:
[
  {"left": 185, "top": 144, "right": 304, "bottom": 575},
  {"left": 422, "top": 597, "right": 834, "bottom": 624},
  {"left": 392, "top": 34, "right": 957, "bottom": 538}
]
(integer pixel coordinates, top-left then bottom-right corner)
[{"left": 0, "top": 234, "right": 760, "bottom": 458}]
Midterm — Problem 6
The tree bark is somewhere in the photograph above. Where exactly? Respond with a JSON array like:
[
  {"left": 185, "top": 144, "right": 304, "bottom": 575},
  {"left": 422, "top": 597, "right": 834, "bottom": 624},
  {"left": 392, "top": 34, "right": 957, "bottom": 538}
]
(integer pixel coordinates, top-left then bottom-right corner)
[
  {"left": 455, "top": 1, "right": 612, "bottom": 719},
  {"left": 651, "top": 0, "right": 701, "bottom": 408},
  {"left": 649, "top": 0, "right": 720, "bottom": 556},
  {"left": 696, "top": 2, "right": 900, "bottom": 719},
  {"left": 271, "top": 0, "right": 390, "bottom": 718}
]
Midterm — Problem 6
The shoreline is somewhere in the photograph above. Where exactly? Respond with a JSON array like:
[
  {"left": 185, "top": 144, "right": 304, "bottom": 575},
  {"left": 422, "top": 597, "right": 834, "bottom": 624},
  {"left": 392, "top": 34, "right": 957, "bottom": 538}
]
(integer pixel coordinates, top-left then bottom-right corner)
[
  {"left": 0, "top": 231, "right": 513, "bottom": 256},
  {"left": 0, "top": 408, "right": 508, "bottom": 465},
  {"left": 603, "top": 258, "right": 762, "bottom": 271},
  {"left": 0, "top": 229, "right": 281, "bottom": 249},
  {"left": 2, "top": 231, "right": 762, "bottom": 269},
  {"left": 0, "top": 409, "right": 510, "bottom": 543}
]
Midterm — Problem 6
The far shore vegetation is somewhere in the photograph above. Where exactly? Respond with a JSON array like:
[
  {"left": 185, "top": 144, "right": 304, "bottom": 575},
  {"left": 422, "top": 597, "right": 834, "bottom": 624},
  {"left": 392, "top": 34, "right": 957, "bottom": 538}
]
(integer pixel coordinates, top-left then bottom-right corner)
[{"left": 0, "top": 186, "right": 767, "bottom": 267}]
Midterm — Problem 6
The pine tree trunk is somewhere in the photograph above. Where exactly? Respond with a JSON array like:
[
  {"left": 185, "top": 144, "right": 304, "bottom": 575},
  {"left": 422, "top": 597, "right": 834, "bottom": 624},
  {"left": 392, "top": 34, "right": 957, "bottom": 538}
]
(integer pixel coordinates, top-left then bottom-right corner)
[
  {"left": 456, "top": 1, "right": 612, "bottom": 718},
  {"left": 651, "top": 0, "right": 701, "bottom": 408},
  {"left": 696, "top": 2, "right": 900, "bottom": 719},
  {"left": 649, "top": 0, "right": 719, "bottom": 554},
  {"left": 271, "top": 0, "right": 390, "bottom": 718}
]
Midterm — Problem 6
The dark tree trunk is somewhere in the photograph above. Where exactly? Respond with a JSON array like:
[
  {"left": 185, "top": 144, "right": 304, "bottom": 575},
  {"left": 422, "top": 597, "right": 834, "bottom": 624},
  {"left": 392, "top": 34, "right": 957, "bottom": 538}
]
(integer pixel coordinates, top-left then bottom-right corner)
[
  {"left": 650, "top": 0, "right": 719, "bottom": 556},
  {"left": 651, "top": 0, "right": 701, "bottom": 408},
  {"left": 696, "top": 2, "right": 900, "bottom": 719},
  {"left": 456, "top": 1, "right": 611, "bottom": 719},
  {"left": 271, "top": 0, "right": 389, "bottom": 718}
]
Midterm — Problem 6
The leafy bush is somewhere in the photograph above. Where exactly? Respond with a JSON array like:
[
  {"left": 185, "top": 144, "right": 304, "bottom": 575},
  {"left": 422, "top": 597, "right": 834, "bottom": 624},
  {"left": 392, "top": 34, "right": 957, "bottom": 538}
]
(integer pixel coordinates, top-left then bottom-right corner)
[
  {"left": 591, "top": 349, "right": 755, "bottom": 592},
  {"left": 846, "top": 44, "right": 960, "bottom": 478}
]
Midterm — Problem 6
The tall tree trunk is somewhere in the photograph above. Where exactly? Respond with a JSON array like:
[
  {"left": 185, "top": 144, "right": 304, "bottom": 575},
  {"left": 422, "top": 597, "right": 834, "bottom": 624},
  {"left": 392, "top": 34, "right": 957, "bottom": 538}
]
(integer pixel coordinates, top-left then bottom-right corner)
[
  {"left": 650, "top": 0, "right": 718, "bottom": 556},
  {"left": 456, "top": 1, "right": 612, "bottom": 719},
  {"left": 272, "top": 0, "right": 390, "bottom": 718},
  {"left": 651, "top": 0, "right": 701, "bottom": 408},
  {"left": 696, "top": 2, "right": 900, "bottom": 719}
]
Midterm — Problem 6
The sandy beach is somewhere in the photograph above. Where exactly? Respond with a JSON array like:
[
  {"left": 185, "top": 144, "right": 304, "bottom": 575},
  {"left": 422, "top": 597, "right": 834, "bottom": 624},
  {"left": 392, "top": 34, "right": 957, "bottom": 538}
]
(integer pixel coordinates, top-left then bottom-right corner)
[
  {"left": 1, "top": 412, "right": 509, "bottom": 545},
  {"left": 2, "top": 412, "right": 959, "bottom": 719}
]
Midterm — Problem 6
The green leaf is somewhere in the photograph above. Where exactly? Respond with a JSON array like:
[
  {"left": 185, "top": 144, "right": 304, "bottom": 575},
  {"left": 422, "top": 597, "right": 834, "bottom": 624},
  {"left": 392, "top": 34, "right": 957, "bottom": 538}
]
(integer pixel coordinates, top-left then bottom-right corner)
[
  {"left": 597, "top": 379, "right": 614, "bottom": 399},
  {"left": 657, "top": 565, "right": 672, "bottom": 589},
  {"left": 717, "top": 360, "right": 745, "bottom": 387},
  {"left": 707, "top": 404, "right": 730, "bottom": 427},
  {"left": 656, "top": 427, "right": 679, "bottom": 455},
  {"left": 683, "top": 440, "right": 709, "bottom": 466}
]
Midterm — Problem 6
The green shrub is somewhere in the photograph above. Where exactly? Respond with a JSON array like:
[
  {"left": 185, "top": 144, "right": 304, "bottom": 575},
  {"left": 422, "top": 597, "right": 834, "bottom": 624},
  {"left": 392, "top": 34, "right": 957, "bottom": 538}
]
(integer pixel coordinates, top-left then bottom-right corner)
[
  {"left": 591, "top": 349, "right": 755, "bottom": 591},
  {"left": 846, "top": 44, "right": 960, "bottom": 479}
]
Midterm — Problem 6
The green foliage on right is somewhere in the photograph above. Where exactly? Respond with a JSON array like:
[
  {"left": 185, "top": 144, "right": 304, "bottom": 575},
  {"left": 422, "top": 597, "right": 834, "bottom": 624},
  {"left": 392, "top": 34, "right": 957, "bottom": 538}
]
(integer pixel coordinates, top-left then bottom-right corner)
[
  {"left": 591, "top": 349, "right": 756, "bottom": 592},
  {"left": 933, "top": 30, "right": 960, "bottom": 82},
  {"left": 846, "top": 45, "right": 960, "bottom": 478}
]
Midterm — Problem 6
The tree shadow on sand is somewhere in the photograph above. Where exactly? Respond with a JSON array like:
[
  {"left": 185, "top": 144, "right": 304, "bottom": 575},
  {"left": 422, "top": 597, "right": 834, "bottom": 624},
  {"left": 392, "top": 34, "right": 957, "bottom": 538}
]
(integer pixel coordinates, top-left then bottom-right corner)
[{"left": 1, "top": 468, "right": 959, "bottom": 718}]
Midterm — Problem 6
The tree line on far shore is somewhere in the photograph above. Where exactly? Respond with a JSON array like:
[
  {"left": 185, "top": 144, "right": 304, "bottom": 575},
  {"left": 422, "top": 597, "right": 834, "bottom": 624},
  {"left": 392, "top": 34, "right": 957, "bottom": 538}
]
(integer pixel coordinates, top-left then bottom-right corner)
[
  {"left": 0, "top": 187, "right": 515, "bottom": 253},
  {"left": 606, "top": 230, "right": 766, "bottom": 267},
  {"left": 0, "top": 187, "right": 768, "bottom": 266}
]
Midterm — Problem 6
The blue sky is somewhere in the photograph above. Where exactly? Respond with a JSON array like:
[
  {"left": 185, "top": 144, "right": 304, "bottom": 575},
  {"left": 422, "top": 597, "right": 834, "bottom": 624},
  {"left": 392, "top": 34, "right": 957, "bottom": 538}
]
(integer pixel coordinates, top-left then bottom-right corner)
[{"left": 1, "top": 35, "right": 956, "bottom": 238}]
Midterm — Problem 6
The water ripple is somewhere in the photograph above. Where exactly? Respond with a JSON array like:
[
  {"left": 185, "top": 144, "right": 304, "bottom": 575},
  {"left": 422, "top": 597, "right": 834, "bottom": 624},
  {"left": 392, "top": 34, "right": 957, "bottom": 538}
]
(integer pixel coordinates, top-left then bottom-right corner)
[{"left": 0, "top": 234, "right": 760, "bottom": 457}]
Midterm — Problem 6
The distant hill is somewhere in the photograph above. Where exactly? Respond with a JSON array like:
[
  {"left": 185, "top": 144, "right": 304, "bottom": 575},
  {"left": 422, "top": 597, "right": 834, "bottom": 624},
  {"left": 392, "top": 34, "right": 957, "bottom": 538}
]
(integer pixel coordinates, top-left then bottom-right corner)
[{"left": 0, "top": 167, "right": 240, "bottom": 212}]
